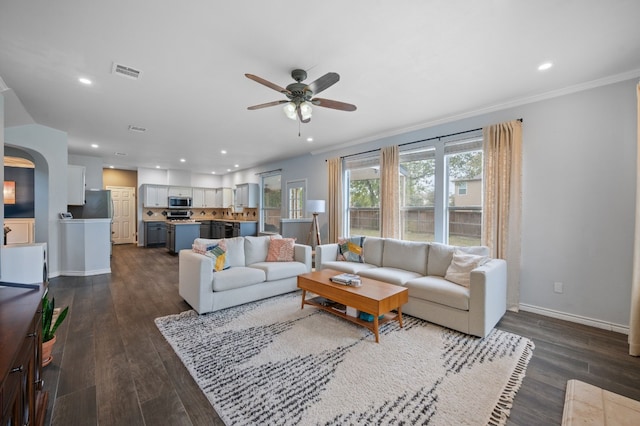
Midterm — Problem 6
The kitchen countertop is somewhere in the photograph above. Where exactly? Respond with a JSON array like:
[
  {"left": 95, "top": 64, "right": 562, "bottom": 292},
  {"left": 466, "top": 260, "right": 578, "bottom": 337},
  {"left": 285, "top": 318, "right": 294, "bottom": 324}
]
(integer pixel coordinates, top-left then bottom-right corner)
[{"left": 142, "top": 218, "right": 257, "bottom": 223}]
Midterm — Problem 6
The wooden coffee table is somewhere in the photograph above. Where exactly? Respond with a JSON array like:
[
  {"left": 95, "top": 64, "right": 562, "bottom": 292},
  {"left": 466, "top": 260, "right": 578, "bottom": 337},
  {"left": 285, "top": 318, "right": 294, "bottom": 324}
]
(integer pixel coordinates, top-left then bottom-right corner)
[{"left": 297, "top": 269, "right": 409, "bottom": 343}]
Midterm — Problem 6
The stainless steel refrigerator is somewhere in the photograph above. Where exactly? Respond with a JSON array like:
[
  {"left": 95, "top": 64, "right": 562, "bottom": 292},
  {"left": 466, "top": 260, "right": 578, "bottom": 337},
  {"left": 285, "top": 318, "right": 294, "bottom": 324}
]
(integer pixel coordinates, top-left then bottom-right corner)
[{"left": 68, "top": 190, "right": 113, "bottom": 219}]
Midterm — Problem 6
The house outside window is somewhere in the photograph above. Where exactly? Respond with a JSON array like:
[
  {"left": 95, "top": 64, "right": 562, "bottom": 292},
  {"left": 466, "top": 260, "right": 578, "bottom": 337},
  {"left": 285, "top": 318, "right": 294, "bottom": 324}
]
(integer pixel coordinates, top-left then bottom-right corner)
[
  {"left": 261, "top": 173, "right": 281, "bottom": 234},
  {"left": 457, "top": 181, "right": 467, "bottom": 195}
]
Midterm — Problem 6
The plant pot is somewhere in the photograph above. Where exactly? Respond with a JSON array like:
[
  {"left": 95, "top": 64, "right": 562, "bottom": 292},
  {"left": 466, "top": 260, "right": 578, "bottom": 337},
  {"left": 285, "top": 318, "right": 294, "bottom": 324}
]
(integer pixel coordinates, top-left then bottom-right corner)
[{"left": 42, "top": 335, "right": 56, "bottom": 367}]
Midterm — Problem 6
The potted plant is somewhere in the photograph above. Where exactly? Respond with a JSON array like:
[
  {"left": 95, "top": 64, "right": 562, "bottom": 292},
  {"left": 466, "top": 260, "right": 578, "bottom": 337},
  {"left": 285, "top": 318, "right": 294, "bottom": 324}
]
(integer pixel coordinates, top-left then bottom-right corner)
[{"left": 41, "top": 289, "right": 68, "bottom": 367}]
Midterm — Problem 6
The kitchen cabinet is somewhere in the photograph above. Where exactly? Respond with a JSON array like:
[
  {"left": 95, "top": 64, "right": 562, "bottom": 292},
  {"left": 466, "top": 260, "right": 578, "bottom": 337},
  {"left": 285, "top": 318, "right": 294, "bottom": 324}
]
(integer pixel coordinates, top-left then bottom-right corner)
[
  {"left": 166, "top": 222, "right": 200, "bottom": 254},
  {"left": 145, "top": 221, "right": 167, "bottom": 246},
  {"left": 211, "top": 221, "right": 227, "bottom": 239},
  {"left": 168, "top": 186, "right": 192, "bottom": 197},
  {"left": 67, "top": 165, "right": 86, "bottom": 205},
  {"left": 192, "top": 188, "right": 218, "bottom": 208},
  {"left": 235, "top": 183, "right": 259, "bottom": 209},
  {"left": 214, "top": 188, "right": 233, "bottom": 208},
  {"left": 233, "top": 221, "right": 257, "bottom": 237},
  {"left": 0, "top": 286, "right": 47, "bottom": 426},
  {"left": 143, "top": 185, "right": 169, "bottom": 208},
  {"left": 199, "top": 221, "right": 211, "bottom": 238}
]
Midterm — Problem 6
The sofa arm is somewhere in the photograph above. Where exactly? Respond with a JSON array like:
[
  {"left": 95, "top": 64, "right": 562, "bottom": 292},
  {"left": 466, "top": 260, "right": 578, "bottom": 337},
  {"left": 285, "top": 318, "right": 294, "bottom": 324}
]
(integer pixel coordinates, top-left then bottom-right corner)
[
  {"left": 294, "top": 243, "right": 313, "bottom": 272},
  {"left": 315, "top": 243, "right": 339, "bottom": 270},
  {"left": 179, "top": 249, "right": 215, "bottom": 314},
  {"left": 468, "top": 258, "right": 507, "bottom": 337}
]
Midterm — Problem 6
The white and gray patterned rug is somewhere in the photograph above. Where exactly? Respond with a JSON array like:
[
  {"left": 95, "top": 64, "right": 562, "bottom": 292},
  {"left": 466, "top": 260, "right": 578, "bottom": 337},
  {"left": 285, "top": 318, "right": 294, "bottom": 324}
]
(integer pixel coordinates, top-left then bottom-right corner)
[{"left": 155, "top": 292, "right": 534, "bottom": 426}]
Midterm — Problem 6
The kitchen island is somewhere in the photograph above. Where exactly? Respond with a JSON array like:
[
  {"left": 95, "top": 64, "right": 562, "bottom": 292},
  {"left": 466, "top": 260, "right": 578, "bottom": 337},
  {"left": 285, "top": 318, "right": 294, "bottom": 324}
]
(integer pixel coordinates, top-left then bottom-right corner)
[{"left": 166, "top": 221, "right": 200, "bottom": 254}]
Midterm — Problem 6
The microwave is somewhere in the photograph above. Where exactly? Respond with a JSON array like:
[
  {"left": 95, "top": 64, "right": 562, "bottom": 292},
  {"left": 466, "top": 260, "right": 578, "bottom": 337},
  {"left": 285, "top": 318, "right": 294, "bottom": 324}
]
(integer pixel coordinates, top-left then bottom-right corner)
[{"left": 168, "top": 196, "right": 192, "bottom": 209}]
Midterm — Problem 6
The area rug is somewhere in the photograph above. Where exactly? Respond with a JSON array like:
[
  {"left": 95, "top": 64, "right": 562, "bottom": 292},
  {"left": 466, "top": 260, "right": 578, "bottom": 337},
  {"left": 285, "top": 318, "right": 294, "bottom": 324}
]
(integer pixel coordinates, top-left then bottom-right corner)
[{"left": 155, "top": 292, "right": 534, "bottom": 425}]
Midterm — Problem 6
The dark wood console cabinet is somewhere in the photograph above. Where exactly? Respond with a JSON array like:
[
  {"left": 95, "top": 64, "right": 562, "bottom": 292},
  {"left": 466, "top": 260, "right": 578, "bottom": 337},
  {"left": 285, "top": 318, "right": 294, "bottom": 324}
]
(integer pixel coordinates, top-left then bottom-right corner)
[{"left": 0, "top": 285, "right": 48, "bottom": 426}]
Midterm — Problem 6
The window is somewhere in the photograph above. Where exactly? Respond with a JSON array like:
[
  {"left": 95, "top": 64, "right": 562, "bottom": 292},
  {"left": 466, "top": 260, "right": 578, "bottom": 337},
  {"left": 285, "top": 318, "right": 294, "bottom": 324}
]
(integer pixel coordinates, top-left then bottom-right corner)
[
  {"left": 399, "top": 146, "right": 436, "bottom": 241},
  {"left": 261, "top": 173, "right": 281, "bottom": 233},
  {"left": 286, "top": 179, "right": 306, "bottom": 219},
  {"left": 445, "top": 137, "right": 483, "bottom": 246},
  {"left": 345, "top": 154, "right": 380, "bottom": 237}
]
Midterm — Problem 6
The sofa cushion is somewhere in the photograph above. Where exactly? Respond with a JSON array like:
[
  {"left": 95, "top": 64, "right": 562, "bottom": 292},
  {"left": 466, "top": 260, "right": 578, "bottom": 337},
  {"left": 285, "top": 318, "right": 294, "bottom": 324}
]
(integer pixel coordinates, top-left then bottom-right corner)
[
  {"left": 363, "top": 237, "right": 385, "bottom": 266},
  {"left": 405, "top": 275, "right": 470, "bottom": 310},
  {"left": 337, "top": 236, "right": 365, "bottom": 262},
  {"left": 250, "top": 261, "right": 308, "bottom": 281},
  {"left": 381, "top": 239, "right": 428, "bottom": 276},
  {"left": 427, "top": 243, "right": 490, "bottom": 277},
  {"left": 211, "top": 266, "right": 266, "bottom": 291},
  {"left": 224, "top": 237, "right": 246, "bottom": 267},
  {"left": 244, "top": 235, "right": 273, "bottom": 264},
  {"left": 444, "top": 250, "right": 489, "bottom": 287},
  {"left": 320, "top": 261, "right": 377, "bottom": 274},
  {"left": 359, "top": 267, "right": 422, "bottom": 286},
  {"left": 266, "top": 237, "right": 296, "bottom": 261}
]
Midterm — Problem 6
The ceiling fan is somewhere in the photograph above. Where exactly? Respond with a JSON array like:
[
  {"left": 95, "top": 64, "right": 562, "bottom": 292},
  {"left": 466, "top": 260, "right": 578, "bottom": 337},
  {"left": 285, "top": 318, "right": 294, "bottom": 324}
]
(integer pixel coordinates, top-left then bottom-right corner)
[{"left": 245, "top": 69, "right": 357, "bottom": 123}]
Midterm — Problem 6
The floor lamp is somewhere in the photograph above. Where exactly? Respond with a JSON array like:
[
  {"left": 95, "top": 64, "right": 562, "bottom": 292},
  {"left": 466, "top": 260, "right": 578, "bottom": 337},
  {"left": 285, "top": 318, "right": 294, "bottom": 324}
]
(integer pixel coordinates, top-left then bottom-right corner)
[{"left": 306, "top": 200, "right": 325, "bottom": 247}]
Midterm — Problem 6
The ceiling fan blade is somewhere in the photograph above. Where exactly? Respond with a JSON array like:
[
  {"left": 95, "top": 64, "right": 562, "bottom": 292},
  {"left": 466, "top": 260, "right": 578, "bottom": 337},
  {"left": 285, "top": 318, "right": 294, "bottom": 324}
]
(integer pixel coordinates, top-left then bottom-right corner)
[
  {"left": 306, "top": 72, "right": 339, "bottom": 95},
  {"left": 311, "top": 98, "right": 357, "bottom": 111},
  {"left": 245, "top": 74, "right": 290, "bottom": 94},
  {"left": 247, "top": 100, "right": 289, "bottom": 110}
]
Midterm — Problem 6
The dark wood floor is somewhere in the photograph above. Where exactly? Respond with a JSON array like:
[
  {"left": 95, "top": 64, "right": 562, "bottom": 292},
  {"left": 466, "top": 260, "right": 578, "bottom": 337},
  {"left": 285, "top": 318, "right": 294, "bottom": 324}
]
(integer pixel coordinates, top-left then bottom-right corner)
[{"left": 42, "top": 244, "right": 640, "bottom": 425}]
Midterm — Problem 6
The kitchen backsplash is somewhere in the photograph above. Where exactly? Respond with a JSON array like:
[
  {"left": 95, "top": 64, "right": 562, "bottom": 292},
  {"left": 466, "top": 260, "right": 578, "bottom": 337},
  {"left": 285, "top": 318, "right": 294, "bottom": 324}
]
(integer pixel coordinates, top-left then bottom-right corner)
[{"left": 145, "top": 207, "right": 258, "bottom": 221}]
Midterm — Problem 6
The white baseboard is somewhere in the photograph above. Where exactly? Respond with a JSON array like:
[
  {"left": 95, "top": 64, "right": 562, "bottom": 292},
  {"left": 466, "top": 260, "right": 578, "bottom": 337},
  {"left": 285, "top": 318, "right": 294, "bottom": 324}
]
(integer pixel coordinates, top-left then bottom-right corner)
[{"left": 519, "top": 303, "right": 629, "bottom": 335}]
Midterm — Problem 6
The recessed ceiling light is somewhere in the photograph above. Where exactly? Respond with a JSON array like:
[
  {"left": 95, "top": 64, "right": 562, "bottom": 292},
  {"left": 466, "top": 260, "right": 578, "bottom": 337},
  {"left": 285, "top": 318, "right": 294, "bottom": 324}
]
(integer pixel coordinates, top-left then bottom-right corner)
[
  {"left": 538, "top": 62, "right": 553, "bottom": 71},
  {"left": 227, "top": 168, "right": 231, "bottom": 172},
  {"left": 156, "top": 165, "right": 160, "bottom": 169},
  {"left": 109, "top": 165, "right": 114, "bottom": 169},
  {"left": 180, "top": 158, "right": 186, "bottom": 163},
  {"left": 307, "top": 137, "right": 313, "bottom": 142},
  {"left": 234, "top": 164, "right": 239, "bottom": 168},
  {"left": 78, "top": 77, "right": 92, "bottom": 85},
  {"left": 91, "top": 143, "right": 99, "bottom": 148},
  {"left": 211, "top": 171, "right": 216, "bottom": 174},
  {"left": 221, "top": 150, "right": 227, "bottom": 154}
]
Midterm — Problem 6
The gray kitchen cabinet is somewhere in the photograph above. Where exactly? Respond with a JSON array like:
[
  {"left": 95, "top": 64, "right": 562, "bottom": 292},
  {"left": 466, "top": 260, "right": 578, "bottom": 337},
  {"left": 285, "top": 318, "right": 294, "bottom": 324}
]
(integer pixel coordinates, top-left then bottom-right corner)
[
  {"left": 145, "top": 221, "right": 167, "bottom": 246},
  {"left": 166, "top": 222, "right": 200, "bottom": 254},
  {"left": 233, "top": 221, "right": 257, "bottom": 237},
  {"left": 200, "top": 221, "right": 212, "bottom": 238}
]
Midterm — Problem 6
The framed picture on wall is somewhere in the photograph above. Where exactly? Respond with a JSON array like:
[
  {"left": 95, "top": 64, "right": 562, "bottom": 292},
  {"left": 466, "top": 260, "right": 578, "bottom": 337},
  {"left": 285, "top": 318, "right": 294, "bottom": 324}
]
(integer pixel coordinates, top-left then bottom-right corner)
[{"left": 4, "top": 181, "right": 16, "bottom": 204}]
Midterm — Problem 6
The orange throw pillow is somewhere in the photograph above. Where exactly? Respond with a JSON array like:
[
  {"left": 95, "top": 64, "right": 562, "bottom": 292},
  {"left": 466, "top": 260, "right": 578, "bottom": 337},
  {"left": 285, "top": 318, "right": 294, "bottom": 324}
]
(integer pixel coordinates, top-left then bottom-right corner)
[{"left": 266, "top": 237, "right": 296, "bottom": 262}]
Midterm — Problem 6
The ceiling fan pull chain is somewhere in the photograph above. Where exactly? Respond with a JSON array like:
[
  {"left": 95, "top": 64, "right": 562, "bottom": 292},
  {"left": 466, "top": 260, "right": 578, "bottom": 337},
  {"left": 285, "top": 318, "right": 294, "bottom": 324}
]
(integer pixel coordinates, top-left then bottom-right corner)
[{"left": 298, "top": 120, "right": 301, "bottom": 137}]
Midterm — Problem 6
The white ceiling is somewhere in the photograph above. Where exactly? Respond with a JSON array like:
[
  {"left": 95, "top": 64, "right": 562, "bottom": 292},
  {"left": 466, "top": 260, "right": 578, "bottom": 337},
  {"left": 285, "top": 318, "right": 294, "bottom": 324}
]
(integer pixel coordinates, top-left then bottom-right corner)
[{"left": 1, "top": 1, "right": 640, "bottom": 175}]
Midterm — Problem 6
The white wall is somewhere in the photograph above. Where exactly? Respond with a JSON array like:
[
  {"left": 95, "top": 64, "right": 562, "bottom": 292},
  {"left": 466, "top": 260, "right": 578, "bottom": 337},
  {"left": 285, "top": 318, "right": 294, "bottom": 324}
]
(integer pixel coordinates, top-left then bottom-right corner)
[
  {"left": 4, "top": 124, "right": 68, "bottom": 278},
  {"left": 68, "top": 154, "right": 103, "bottom": 189},
  {"left": 225, "top": 78, "right": 638, "bottom": 332}
]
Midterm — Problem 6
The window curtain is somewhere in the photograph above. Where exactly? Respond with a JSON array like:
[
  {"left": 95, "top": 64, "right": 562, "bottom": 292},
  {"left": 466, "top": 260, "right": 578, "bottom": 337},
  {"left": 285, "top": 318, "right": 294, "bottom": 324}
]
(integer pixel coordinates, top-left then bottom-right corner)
[
  {"left": 630, "top": 82, "right": 640, "bottom": 356},
  {"left": 327, "top": 157, "right": 343, "bottom": 243},
  {"left": 482, "top": 120, "right": 522, "bottom": 311},
  {"left": 380, "top": 145, "right": 400, "bottom": 238}
]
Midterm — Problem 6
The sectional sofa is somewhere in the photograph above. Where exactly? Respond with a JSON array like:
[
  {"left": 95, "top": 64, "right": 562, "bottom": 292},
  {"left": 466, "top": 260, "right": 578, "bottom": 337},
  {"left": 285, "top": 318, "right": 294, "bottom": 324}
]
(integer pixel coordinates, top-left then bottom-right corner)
[
  {"left": 179, "top": 235, "right": 312, "bottom": 314},
  {"left": 316, "top": 237, "right": 507, "bottom": 337}
]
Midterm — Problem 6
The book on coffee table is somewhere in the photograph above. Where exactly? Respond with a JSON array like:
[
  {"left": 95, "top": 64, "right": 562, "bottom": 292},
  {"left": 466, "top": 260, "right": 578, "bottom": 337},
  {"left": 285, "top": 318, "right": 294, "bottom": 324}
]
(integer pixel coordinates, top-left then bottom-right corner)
[{"left": 330, "top": 273, "right": 361, "bottom": 286}]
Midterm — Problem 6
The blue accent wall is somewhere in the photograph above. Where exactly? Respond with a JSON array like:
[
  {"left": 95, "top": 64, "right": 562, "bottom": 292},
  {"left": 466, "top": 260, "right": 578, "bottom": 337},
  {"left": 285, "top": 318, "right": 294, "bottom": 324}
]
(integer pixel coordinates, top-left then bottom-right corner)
[{"left": 4, "top": 166, "right": 35, "bottom": 218}]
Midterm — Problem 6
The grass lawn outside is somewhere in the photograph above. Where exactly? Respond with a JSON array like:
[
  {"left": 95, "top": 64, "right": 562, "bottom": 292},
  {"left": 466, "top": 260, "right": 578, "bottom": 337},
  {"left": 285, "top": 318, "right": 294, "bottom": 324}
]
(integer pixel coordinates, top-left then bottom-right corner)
[{"left": 349, "top": 228, "right": 481, "bottom": 247}]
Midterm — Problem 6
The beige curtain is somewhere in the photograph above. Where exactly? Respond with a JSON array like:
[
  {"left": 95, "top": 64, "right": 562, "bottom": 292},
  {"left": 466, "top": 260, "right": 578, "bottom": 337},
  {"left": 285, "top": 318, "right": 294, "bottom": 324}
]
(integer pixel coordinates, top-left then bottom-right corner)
[
  {"left": 630, "top": 83, "right": 640, "bottom": 356},
  {"left": 327, "top": 157, "right": 343, "bottom": 243},
  {"left": 380, "top": 145, "right": 399, "bottom": 238},
  {"left": 482, "top": 120, "right": 523, "bottom": 311}
]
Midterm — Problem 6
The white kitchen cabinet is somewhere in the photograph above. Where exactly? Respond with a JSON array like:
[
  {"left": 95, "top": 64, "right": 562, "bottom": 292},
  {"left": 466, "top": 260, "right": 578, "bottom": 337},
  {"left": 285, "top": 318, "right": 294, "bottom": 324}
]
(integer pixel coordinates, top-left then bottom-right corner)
[
  {"left": 192, "top": 188, "right": 205, "bottom": 208},
  {"left": 143, "top": 184, "right": 169, "bottom": 208},
  {"left": 214, "top": 187, "right": 233, "bottom": 208},
  {"left": 67, "top": 165, "right": 86, "bottom": 205},
  {"left": 235, "top": 183, "right": 259, "bottom": 208},
  {"left": 192, "top": 188, "right": 218, "bottom": 208},
  {"left": 168, "top": 186, "right": 192, "bottom": 197}
]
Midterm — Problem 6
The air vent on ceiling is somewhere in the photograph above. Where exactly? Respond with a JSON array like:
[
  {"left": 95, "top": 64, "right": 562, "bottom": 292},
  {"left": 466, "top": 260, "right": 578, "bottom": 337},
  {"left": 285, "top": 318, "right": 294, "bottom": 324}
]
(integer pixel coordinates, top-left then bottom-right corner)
[
  {"left": 111, "top": 62, "right": 142, "bottom": 80},
  {"left": 128, "top": 125, "right": 147, "bottom": 133},
  {"left": 114, "top": 152, "right": 128, "bottom": 156}
]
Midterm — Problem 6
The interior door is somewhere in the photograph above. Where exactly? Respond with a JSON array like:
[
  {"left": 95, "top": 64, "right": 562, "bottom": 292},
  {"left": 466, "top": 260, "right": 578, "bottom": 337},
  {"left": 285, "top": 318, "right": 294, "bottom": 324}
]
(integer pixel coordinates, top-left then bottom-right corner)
[{"left": 108, "top": 186, "right": 136, "bottom": 244}]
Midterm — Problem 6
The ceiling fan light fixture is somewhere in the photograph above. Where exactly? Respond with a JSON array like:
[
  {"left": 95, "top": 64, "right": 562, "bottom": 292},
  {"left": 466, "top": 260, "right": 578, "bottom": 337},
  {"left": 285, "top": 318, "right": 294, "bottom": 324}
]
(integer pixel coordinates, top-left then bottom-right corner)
[
  {"left": 299, "top": 102, "right": 312, "bottom": 120},
  {"left": 283, "top": 102, "right": 297, "bottom": 120}
]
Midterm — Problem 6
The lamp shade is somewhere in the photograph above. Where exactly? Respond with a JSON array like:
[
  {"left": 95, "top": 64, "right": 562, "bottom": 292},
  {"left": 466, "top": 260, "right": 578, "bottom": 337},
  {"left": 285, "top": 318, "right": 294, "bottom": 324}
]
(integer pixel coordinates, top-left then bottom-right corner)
[{"left": 306, "top": 199, "right": 325, "bottom": 214}]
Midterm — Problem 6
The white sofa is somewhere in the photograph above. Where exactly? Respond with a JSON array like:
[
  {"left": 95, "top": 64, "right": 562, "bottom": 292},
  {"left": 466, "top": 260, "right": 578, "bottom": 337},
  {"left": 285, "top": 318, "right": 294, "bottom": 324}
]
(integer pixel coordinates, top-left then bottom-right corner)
[
  {"left": 179, "top": 235, "right": 312, "bottom": 314},
  {"left": 316, "top": 237, "right": 507, "bottom": 337}
]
